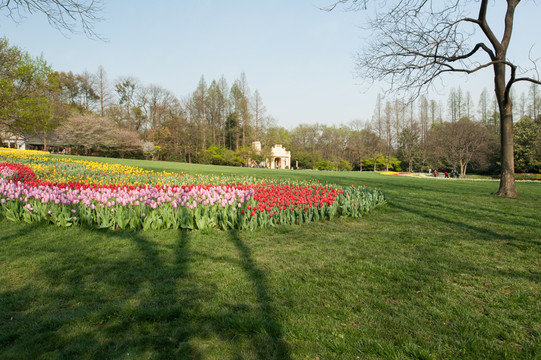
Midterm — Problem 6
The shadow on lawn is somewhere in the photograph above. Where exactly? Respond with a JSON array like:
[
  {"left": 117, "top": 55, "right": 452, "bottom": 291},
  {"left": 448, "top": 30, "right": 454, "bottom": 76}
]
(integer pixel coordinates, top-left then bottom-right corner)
[
  {"left": 0, "top": 222, "right": 42, "bottom": 244},
  {"left": 390, "top": 200, "right": 541, "bottom": 247},
  {"left": 227, "top": 229, "right": 291, "bottom": 359},
  {"left": 0, "top": 228, "right": 199, "bottom": 358},
  {"left": 0, "top": 226, "right": 291, "bottom": 359}
]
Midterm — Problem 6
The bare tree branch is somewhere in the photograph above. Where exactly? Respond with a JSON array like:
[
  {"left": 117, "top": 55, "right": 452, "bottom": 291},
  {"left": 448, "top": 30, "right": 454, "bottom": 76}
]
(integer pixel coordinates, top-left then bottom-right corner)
[
  {"left": 0, "top": 0, "right": 104, "bottom": 39},
  {"left": 323, "top": 0, "right": 368, "bottom": 12},
  {"left": 527, "top": 44, "right": 541, "bottom": 81},
  {"left": 513, "top": 77, "right": 541, "bottom": 86}
]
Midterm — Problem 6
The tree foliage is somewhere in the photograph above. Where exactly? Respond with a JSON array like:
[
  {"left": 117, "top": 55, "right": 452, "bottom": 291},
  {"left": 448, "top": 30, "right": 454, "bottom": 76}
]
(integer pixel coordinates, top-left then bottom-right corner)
[
  {"left": 0, "top": 38, "right": 66, "bottom": 149},
  {"left": 514, "top": 117, "right": 541, "bottom": 173}
]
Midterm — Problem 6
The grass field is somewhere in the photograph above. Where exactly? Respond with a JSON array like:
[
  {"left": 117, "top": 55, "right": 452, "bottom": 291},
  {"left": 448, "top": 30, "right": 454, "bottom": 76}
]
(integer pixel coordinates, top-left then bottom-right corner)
[{"left": 1, "top": 156, "right": 540, "bottom": 359}]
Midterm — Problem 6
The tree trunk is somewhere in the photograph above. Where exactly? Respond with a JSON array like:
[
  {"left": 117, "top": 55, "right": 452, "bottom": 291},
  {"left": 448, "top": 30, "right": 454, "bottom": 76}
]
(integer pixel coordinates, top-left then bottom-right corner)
[
  {"left": 493, "top": 61, "right": 519, "bottom": 197},
  {"left": 497, "top": 103, "right": 518, "bottom": 197},
  {"left": 43, "top": 131, "right": 48, "bottom": 152}
]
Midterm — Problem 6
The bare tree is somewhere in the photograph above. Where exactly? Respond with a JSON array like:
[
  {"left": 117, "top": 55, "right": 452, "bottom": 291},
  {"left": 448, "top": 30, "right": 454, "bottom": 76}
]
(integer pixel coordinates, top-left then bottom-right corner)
[
  {"left": 448, "top": 88, "right": 458, "bottom": 122},
  {"left": 236, "top": 73, "right": 252, "bottom": 148},
  {"left": 145, "top": 84, "right": 179, "bottom": 133},
  {"left": 517, "top": 91, "right": 527, "bottom": 120},
  {"left": 252, "top": 89, "right": 266, "bottom": 141},
  {"left": 328, "top": 0, "right": 541, "bottom": 197},
  {"left": 0, "top": 0, "right": 103, "bottom": 38},
  {"left": 346, "top": 128, "right": 380, "bottom": 171},
  {"left": 372, "top": 94, "right": 384, "bottom": 139},
  {"left": 398, "top": 125, "right": 421, "bottom": 173},
  {"left": 206, "top": 80, "right": 221, "bottom": 145},
  {"left": 78, "top": 70, "right": 99, "bottom": 112},
  {"left": 478, "top": 88, "right": 490, "bottom": 126},
  {"left": 57, "top": 114, "right": 142, "bottom": 155},
  {"left": 217, "top": 75, "right": 229, "bottom": 147},
  {"left": 114, "top": 77, "right": 138, "bottom": 129},
  {"left": 57, "top": 115, "right": 116, "bottom": 154},
  {"left": 393, "top": 98, "right": 405, "bottom": 146},
  {"left": 192, "top": 76, "right": 207, "bottom": 150},
  {"left": 429, "top": 99, "right": 439, "bottom": 126},
  {"left": 465, "top": 91, "right": 474, "bottom": 120},
  {"left": 426, "top": 118, "right": 495, "bottom": 176},
  {"left": 383, "top": 100, "right": 393, "bottom": 171},
  {"left": 419, "top": 95, "right": 429, "bottom": 142},
  {"left": 528, "top": 83, "right": 540, "bottom": 121},
  {"left": 95, "top": 65, "right": 111, "bottom": 117}
]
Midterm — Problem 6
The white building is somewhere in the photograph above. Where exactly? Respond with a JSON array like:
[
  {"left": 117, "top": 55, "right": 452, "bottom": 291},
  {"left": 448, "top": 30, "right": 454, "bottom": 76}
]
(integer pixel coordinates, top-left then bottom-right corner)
[
  {"left": 251, "top": 141, "right": 291, "bottom": 169},
  {"left": 267, "top": 144, "right": 291, "bottom": 169},
  {"left": 1, "top": 131, "right": 66, "bottom": 152},
  {"left": 1, "top": 132, "right": 26, "bottom": 150}
]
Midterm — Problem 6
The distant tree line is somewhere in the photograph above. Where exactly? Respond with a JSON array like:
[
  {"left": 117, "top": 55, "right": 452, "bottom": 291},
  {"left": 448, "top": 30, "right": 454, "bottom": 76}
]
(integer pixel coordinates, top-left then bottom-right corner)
[{"left": 1, "top": 37, "right": 540, "bottom": 174}]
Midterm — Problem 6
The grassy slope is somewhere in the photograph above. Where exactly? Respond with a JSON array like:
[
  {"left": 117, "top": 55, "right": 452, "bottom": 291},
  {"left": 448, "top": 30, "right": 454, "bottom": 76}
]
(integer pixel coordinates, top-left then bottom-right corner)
[{"left": 0, "top": 156, "right": 540, "bottom": 359}]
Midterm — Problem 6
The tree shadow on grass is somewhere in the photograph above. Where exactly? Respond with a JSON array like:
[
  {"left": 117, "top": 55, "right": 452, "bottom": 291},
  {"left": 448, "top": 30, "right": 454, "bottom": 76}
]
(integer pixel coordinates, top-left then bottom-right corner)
[
  {"left": 473, "top": 204, "right": 541, "bottom": 227},
  {"left": 0, "top": 229, "right": 209, "bottom": 358},
  {"left": 389, "top": 201, "right": 541, "bottom": 247},
  {"left": 227, "top": 229, "right": 292, "bottom": 360},
  {"left": 0, "top": 221, "right": 42, "bottom": 244},
  {"left": 1, "top": 230, "right": 194, "bottom": 358},
  {"left": 0, "top": 227, "right": 291, "bottom": 359}
]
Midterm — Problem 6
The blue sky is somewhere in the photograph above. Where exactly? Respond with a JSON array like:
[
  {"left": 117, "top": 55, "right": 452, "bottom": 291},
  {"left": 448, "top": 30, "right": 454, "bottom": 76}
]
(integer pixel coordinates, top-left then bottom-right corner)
[{"left": 1, "top": 1, "right": 540, "bottom": 128}]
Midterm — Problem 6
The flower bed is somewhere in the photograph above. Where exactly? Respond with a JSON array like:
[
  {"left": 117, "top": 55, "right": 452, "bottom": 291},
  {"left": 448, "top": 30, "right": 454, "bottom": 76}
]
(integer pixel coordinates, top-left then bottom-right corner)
[{"left": 0, "top": 148, "right": 385, "bottom": 230}]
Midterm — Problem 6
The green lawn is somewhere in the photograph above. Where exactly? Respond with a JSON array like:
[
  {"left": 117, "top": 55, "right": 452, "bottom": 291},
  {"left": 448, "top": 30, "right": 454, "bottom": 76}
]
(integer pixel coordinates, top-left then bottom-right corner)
[{"left": 1, "top": 157, "right": 540, "bottom": 359}]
